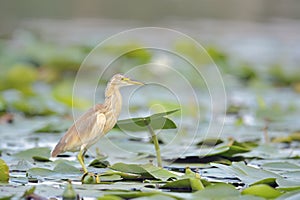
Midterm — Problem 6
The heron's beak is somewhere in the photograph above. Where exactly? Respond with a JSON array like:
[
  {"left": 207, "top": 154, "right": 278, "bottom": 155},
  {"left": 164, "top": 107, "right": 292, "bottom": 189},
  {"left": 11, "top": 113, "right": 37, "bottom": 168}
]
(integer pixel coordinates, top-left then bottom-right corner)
[{"left": 125, "top": 78, "right": 144, "bottom": 85}]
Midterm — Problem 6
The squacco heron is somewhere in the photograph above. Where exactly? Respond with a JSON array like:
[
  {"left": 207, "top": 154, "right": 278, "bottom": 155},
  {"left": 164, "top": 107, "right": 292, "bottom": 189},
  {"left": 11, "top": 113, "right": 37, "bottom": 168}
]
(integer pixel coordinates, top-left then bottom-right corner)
[{"left": 51, "top": 74, "right": 143, "bottom": 173}]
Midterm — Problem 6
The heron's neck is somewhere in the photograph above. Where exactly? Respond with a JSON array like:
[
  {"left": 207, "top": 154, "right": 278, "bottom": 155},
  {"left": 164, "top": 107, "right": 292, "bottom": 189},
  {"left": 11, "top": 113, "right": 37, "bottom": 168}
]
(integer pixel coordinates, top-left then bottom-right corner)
[{"left": 104, "top": 84, "right": 122, "bottom": 118}]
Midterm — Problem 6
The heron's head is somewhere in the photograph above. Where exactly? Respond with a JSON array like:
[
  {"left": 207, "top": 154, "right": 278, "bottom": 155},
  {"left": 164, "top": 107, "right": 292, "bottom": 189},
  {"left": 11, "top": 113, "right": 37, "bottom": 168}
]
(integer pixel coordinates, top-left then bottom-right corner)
[{"left": 110, "top": 74, "right": 144, "bottom": 87}]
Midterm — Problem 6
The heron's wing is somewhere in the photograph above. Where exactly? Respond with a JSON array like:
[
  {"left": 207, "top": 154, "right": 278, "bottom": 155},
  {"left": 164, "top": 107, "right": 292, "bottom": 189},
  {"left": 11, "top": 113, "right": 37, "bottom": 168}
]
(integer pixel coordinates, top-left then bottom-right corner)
[{"left": 51, "top": 105, "right": 106, "bottom": 157}]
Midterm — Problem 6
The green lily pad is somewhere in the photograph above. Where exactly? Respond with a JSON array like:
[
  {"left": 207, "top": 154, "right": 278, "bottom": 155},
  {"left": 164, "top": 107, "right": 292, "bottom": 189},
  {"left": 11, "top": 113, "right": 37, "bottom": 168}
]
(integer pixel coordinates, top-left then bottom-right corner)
[
  {"left": 13, "top": 147, "right": 51, "bottom": 161},
  {"left": 101, "top": 170, "right": 141, "bottom": 180},
  {"left": 110, "top": 163, "right": 179, "bottom": 181},
  {"left": 160, "top": 178, "right": 204, "bottom": 192},
  {"left": 241, "top": 184, "right": 282, "bottom": 198},
  {"left": 27, "top": 161, "right": 81, "bottom": 180},
  {"left": 132, "top": 194, "right": 177, "bottom": 200},
  {"left": 100, "top": 174, "right": 123, "bottom": 182},
  {"left": 53, "top": 161, "right": 81, "bottom": 174},
  {"left": 100, "top": 191, "right": 166, "bottom": 199},
  {"left": 276, "top": 190, "right": 300, "bottom": 200},
  {"left": 262, "top": 162, "right": 300, "bottom": 172},
  {"left": 192, "top": 183, "right": 239, "bottom": 199},
  {"left": 0, "top": 159, "right": 9, "bottom": 183},
  {"left": 211, "top": 162, "right": 281, "bottom": 185},
  {"left": 235, "top": 144, "right": 291, "bottom": 159},
  {"left": 197, "top": 138, "right": 224, "bottom": 146},
  {"left": 89, "top": 159, "right": 110, "bottom": 168},
  {"left": 276, "top": 178, "right": 300, "bottom": 191},
  {"left": 97, "top": 195, "right": 123, "bottom": 200},
  {"left": 114, "top": 109, "right": 179, "bottom": 132},
  {"left": 0, "top": 195, "right": 14, "bottom": 200}
]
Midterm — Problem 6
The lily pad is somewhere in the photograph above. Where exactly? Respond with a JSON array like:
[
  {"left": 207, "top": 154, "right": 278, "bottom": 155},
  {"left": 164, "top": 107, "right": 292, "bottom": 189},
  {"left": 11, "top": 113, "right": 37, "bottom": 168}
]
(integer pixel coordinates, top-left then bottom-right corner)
[
  {"left": 114, "top": 109, "right": 179, "bottom": 132},
  {"left": 110, "top": 163, "right": 180, "bottom": 181},
  {"left": 276, "top": 178, "right": 300, "bottom": 191},
  {"left": 235, "top": 144, "right": 291, "bottom": 159},
  {"left": 13, "top": 147, "right": 51, "bottom": 161},
  {"left": 89, "top": 159, "right": 110, "bottom": 168},
  {"left": 160, "top": 178, "right": 204, "bottom": 192},
  {"left": 276, "top": 190, "right": 300, "bottom": 200},
  {"left": 27, "top": 161, "right": 81, "bottom": 180},
  {"left": 192, "top": 183, "right": 239, "bottom": 199},
  {"left": 0, "top": 159, "right": 9, "bottom": 183},
  {"left": 242, "top": 184, "right": 282, "bottom": 198},
  {"left": 262, "top": 162, "right": 300, "bottom": 172},
  {"left": 211, "top": 162, "right": 281, "bottom": 185}
]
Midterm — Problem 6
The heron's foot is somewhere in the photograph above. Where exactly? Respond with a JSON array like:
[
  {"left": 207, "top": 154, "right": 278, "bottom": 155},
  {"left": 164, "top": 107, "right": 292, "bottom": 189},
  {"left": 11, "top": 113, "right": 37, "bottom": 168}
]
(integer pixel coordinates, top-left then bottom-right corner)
[{"left": 81, "top": 172, "right": 101, "bottom": 184}]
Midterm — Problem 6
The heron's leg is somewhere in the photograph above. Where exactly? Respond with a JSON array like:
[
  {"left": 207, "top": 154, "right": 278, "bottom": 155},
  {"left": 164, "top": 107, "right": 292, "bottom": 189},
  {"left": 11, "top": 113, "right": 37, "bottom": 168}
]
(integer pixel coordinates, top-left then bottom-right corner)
[
  {"left": 77, "top": 148, "right": 88, "bottom": 173},
  {"left": 95, "top": 174, "right": 100, "bottom": 183}
]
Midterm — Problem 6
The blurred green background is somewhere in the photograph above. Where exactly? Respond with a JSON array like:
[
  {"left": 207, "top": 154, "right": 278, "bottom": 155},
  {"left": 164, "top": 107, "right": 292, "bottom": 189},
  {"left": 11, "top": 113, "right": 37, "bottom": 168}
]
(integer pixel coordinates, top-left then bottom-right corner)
[
  {"left": 1, "top": 0, "right": 300, "bottom": 35},
  {"left": 0, "top": 0, "right": 300, "bottom": 117}
]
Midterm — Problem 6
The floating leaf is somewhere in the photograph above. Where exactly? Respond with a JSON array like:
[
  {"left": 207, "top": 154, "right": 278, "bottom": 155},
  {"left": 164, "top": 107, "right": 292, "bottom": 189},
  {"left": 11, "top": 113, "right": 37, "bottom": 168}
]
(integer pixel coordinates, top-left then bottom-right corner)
[
  {"left": 97, "top": 195, "right": 123, "bottom": 200},
  {"left": 13, "top": 147, "right": 51, "bottom": 161},
  {"left": 110, "top": 163, "right": 179, "bottom": 181},
  {"left": 262, "top": 162, "right": 300, "bottom": 172},
  {"left": 276, "top": 190, "right": 300, "bottom": 200},
  {"left": 276, "top": 178, "right": 300, "bottom": 191},
  {"left": 197, "top": 138, "right": 223, "bottom": 146},
  {"left": 192, "top": 183, "right": 239, "bottom": 199},
  {"left": 27, "top": 161, "right": 81, "bottom": 180},
  {"left": 27, "top": 167, "right": 55, "bottom": 178},
  {"left": 0, "top": 195, "right": 14, "bottom": 200},
  {"left": 89, "top": 159, "right": 110, "bottom": 168},
  {"left": 32, "top": 156, "right": 51, "bottom": 162},
  {"left": 101, "top": 191, "right": 169, "bottom": 199},
  {"left": 235, "top": 144, "right": 291, "bottom": 159},
  {"left": 114, "top": 109, "right": 179, "bottom": 132},
  {"left": 211, "top": 162, "right": 281, "bottom": 185},
  {"left": 53, "top": 162, "right": 81, "bottom": 175},
  {"left": 99, "top": 174, "right": 123, "bottom": 182},
  {"left": 101, "top": 170, "right": 140, "bottom": 180},
  {"left": 0, "top": 159, "right": 9, "bottom": 183},
  {"left": 160, "top": 178, "right": 204, "bottom": 192},
  {"left": 241, "top": 184, "right": 282, "bottom": 198}
]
